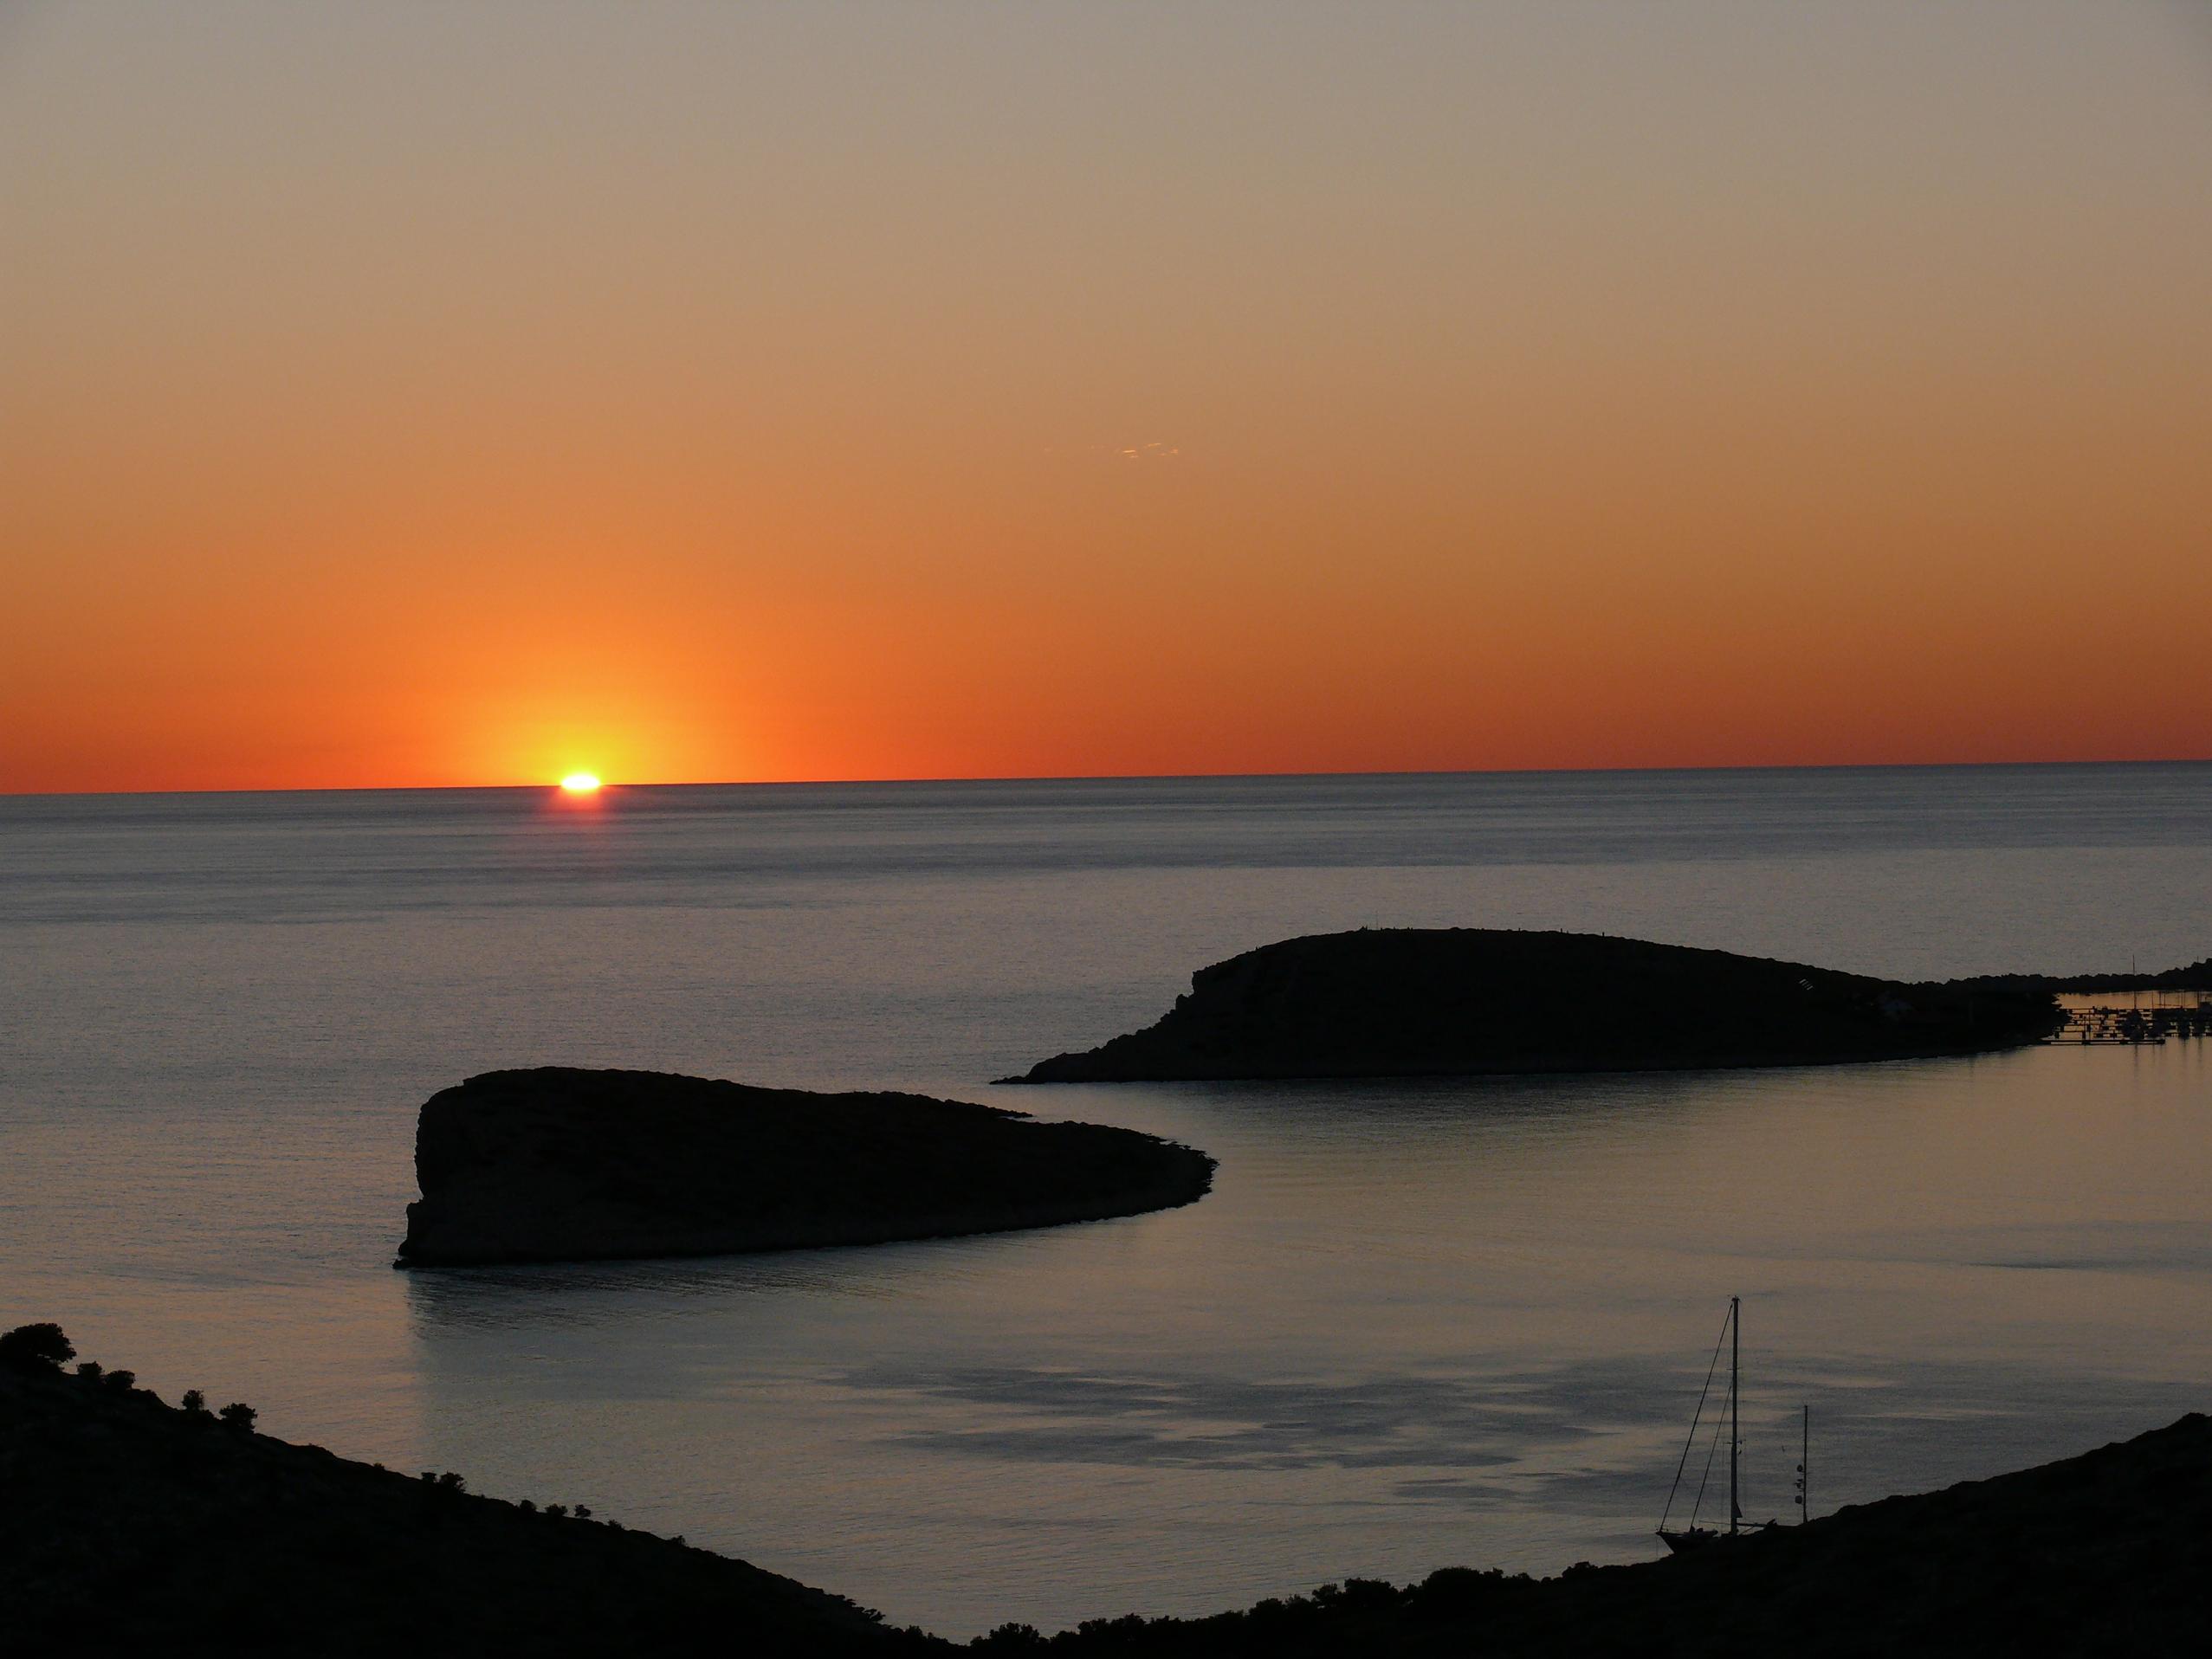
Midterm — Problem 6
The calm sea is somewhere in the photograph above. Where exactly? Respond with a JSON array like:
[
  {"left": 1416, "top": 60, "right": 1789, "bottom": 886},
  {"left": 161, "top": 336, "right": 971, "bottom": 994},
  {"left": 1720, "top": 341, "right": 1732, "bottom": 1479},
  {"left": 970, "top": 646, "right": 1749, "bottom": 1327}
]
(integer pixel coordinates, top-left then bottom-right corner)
[{"left": 3, "top": 765, "right": 2208, "bottom": 1635}]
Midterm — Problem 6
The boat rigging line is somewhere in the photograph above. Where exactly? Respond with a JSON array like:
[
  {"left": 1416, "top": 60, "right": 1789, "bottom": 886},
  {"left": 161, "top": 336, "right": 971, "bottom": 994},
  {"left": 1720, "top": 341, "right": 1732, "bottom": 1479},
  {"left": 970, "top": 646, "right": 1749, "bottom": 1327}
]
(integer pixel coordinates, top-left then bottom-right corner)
[{"left": 1658, "top": 1299, "right": 1734, "bottom": 1539}]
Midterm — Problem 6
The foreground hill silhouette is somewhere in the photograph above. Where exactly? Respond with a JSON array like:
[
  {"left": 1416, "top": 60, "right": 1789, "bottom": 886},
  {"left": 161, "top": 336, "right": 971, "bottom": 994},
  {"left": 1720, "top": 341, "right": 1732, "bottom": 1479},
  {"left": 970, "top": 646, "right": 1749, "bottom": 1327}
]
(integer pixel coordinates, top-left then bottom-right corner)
[
  {"left": 1009, "top": 929, "right": 2066, "bottom": 1083},
  {"left": 0, "top": 1326, "right": 922, "bottom": 1656},
  {"left": 6, "top": 1325, "right": 2206, "bottom": 1656},
  {"left": 982, "top": 1411, "right": 2212, "bottom": 1656},
  {"left": 397, "top": 1067, "right": 1213, "bottom": 1268}
]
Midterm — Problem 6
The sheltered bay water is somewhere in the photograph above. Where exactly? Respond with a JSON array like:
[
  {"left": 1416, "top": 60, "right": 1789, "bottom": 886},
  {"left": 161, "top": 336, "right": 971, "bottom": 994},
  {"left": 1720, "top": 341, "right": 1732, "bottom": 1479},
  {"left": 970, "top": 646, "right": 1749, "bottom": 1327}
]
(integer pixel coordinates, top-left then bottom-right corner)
[{"left": 2, "top": 765, "right": 2208, "bottom": 1635}]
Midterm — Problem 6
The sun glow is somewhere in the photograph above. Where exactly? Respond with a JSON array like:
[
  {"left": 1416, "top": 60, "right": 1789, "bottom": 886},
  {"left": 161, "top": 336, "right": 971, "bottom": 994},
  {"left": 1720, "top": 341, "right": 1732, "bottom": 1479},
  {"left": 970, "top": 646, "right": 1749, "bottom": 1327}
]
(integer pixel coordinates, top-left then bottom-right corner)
[{"left": 559, "top": 772, "right": 603, "bottom": 794}]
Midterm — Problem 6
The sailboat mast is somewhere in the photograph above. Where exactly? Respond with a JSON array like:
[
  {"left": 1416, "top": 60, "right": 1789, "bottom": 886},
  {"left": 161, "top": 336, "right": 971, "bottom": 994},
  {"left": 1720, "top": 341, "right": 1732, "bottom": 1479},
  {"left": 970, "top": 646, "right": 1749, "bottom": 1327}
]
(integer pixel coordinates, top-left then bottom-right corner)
[
  {"left": 1801, "top": 1403, "right": 1809, "bottom": 1525},
  {"left": 1729, "top": 1295, "right": 1740, "bottom": 1535}
]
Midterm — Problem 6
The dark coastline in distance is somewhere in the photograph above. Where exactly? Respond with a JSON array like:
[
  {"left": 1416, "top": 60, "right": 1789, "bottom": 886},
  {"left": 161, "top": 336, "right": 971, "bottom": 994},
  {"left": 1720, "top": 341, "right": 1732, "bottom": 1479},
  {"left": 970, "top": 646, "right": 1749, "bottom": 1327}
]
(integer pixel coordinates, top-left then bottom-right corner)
[
  {"left": 1006, "top": 928, "right": 2207, "bottom": 1085},
  {"left": 396, "top": 1068, "right": 1214, "bottom": 1270},
  {"left": 1957, "top": 959, "right": 2212, "bottom": 992},
  {"left": 7, "top": 1332, "right": 2207, "bottom": 1656}
]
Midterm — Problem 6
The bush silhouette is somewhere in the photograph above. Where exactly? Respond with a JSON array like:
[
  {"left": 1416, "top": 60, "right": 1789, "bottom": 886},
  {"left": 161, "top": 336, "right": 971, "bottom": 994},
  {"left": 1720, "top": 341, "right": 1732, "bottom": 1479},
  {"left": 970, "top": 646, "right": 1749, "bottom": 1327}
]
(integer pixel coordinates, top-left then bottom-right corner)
[
  {"left": 544, "top": 1504, "right": 566, "bottom": 1519},
  {"left": 0, "top": 1322, "right": 75, "bottom": 1372},
  {"left": 218, "top": 1403, "right": 257, "bottom": 1431},
  {"left": 74, "top": 1360, "right": 104, "bottom": 1381},
  {"left": 181, "top": 1389, "right": 209, "bottom": 1414},
  {"left": 103, "top": 1368, "right": 137, "bottom": 1391}
]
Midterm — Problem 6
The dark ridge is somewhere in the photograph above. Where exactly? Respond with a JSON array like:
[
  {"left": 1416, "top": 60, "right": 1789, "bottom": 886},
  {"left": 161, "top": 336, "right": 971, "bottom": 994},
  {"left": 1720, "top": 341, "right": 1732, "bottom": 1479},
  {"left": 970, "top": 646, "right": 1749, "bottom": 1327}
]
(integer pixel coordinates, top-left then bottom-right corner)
[
  {"left": 1005, "top": 928, "right": 2067, "bottom": 1084},
  {"left": 1947, "top": 956, "right": 2212, "bottom": 993},
  {"left": 0, "top": 1334, "right": 930, "bottom": 1656},
  {"left": 396, "top": 1067, "right": 1213, "bottom": 1268}
]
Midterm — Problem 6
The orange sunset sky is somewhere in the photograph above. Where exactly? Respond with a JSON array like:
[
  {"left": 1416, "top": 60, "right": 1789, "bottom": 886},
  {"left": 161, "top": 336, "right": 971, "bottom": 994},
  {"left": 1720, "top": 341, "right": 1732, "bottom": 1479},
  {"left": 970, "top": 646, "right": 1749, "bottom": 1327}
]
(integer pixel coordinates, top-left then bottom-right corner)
[{"left": 4, "top": 2, "right": 2209, "bottom": 793}]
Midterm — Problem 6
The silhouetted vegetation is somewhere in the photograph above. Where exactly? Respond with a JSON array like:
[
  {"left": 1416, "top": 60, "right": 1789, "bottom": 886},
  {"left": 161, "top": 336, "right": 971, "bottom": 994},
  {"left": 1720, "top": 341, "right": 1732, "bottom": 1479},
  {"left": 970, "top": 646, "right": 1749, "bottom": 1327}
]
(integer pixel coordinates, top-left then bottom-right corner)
[
  {"left": 0, "top": 1320, "right": 75, "bottom": 1371},
  {"left": 1011, "top": 928, "right": 2066, "bottom": 1082},
  {"left": 217, "top": 1401, "right": 258, "bottom": 1430},
  {"left": 397, "top": 1068, "right": 1213, "bottom": 1268}
]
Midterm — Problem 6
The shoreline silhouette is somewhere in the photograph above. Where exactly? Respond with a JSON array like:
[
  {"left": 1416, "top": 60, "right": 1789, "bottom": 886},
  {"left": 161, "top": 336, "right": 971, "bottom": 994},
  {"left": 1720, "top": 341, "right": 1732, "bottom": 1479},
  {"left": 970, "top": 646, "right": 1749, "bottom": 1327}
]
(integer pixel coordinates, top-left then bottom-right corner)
[{"left": 8, "top": 1321, "right": 2205, "bottom": 1654}]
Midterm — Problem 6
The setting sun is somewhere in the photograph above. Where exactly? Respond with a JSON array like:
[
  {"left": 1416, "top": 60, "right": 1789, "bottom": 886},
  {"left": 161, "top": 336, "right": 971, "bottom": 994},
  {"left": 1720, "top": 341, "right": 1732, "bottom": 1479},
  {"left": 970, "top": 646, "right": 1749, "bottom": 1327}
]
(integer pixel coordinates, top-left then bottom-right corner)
[{"left": 559, "top": 772, "right": 603, "bottom": 795}]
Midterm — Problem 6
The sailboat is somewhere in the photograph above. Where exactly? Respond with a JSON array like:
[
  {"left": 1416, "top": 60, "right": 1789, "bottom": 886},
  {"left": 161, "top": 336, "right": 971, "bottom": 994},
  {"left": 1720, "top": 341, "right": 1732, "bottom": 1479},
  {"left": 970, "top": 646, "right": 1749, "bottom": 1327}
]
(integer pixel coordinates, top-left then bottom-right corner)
[{"left": 1656, "top": 1296, "right": 1799, "bottom": 1552}]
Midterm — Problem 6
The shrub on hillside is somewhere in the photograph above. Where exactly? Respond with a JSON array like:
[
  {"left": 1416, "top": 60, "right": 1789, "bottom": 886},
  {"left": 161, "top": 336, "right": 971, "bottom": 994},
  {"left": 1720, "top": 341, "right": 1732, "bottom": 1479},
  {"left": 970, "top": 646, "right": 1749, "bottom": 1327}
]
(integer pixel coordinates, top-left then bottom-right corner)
[{"left": 0, "top": 1322, "right": 75, "bottom": 1372}]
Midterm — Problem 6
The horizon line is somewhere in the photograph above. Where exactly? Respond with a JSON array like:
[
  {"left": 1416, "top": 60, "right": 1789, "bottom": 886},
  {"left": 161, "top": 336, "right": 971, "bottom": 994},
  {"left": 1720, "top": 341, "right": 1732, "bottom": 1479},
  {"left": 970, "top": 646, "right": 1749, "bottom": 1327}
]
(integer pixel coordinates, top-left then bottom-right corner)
[{"left": 3, "top": 752, "right": 2208, "bottom": 802}]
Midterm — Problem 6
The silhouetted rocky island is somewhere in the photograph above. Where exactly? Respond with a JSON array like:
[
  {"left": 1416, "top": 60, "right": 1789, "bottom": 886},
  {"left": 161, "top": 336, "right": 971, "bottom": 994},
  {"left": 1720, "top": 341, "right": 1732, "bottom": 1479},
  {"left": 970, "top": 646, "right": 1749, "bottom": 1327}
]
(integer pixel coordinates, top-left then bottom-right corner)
[
  {"left": 8, "top": 1323, "right": 2206, "bottom": 1656},
  {"left": 1007, "top": 929, "right": 2066, "bottom": 1083},
  {"left": 396, "top": 1067, "right": 1213, "bottom": 1268}
]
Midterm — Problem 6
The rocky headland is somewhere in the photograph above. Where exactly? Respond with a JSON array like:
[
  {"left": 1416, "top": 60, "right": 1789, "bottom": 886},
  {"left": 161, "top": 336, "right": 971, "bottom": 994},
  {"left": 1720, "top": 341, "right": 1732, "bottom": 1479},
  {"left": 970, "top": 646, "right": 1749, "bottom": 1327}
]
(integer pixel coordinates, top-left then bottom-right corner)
[
  {"left": 396, "top": 1067, "right": 1214, "bottom": 1268},
  {"left": 1007, "top": 928, "right": 2068, "bottom": 1084}
]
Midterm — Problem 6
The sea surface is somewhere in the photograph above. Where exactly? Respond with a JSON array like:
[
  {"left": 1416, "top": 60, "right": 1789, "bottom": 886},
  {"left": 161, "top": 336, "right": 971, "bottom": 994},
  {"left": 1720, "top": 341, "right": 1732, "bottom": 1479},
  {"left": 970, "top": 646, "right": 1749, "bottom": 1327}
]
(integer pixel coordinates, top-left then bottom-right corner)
[{"left": 3, "top": 764, "right": 2209, "bottom": 1636}]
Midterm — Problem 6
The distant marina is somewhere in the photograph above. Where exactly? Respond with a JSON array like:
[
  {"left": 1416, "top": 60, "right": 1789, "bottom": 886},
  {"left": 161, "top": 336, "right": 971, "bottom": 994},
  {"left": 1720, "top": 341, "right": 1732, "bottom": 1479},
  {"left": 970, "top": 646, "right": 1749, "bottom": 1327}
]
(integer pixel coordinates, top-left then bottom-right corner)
[{"left": 2050, "top": 992, "right": 2212, "bottom": 1045}]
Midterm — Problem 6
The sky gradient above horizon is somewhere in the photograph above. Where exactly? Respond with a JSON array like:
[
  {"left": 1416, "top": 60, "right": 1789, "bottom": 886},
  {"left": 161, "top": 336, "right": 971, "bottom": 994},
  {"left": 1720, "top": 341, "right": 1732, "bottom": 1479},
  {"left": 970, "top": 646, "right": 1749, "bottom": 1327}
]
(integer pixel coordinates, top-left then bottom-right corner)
[{"left": 5, "top": 2, "right": 2209, "bottom": 792}]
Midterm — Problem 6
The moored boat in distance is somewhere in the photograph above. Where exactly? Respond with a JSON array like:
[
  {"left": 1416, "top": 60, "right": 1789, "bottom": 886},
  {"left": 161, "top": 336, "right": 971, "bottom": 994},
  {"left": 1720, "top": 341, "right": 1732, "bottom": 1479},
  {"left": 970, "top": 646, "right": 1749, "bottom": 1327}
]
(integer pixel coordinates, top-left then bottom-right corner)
[{"left": 1658, "top": 1296, "right": 1801, "bottom": 1552}]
